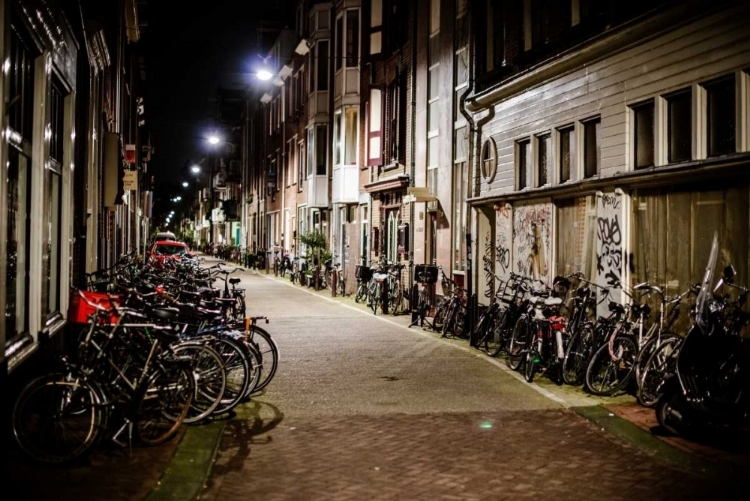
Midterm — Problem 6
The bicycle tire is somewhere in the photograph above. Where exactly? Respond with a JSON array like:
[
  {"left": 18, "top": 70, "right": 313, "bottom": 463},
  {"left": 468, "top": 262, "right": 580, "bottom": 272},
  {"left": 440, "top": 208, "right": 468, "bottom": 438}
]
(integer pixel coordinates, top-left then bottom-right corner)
[
  {"left": 355, "top": 283, "right": 366, "bottom": 303},
  {"left": 245, "top": 326, "right": 279, "bottom": 393},
  {"left": 173, "top": 342, "right": 227, "bottom": 423},
  {"left": 391, "top": 281, "right": 404, "bottom": 315},
  {"left": 506, "top": 316, "right": 530, "bottom": 371},
  {"left": 473, "top": 313, "right": 490, "bottom": 349},
  {"left": 524, "top": 350, "right": 538, "bottom": 383},
  {"left": 637, "top": 337, "right": 681, "bottom": 408},
  {"left": 13, "top": 373, "right": 104, "bottom": 464},
  {"left": 135, "top": 365, "right": 194, "bottom": 445},
  {"left": 371, "top": 284, "right": 381, "bottom": 314},
  {"left": 211, "top": 337, "right": 252, "bottom": 415},
  {"left": 562, "top": 324, "right": 594, "bottom": 386},
  {"left": 441, "top": 301, "right": 456, "bottom": 338},
  {"left": 485, "top": 310, "right": 511, "bottom": 357},
  {"left": 584, "top": 335, "right": 637, "bottom": 396}
]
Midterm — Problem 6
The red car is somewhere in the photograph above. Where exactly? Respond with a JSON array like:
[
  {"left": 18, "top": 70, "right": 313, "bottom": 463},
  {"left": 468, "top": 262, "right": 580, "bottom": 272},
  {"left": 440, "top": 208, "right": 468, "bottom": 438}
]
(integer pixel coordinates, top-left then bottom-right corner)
[{"left": 148, "top": 240, "right": 191, "bottom": 266}]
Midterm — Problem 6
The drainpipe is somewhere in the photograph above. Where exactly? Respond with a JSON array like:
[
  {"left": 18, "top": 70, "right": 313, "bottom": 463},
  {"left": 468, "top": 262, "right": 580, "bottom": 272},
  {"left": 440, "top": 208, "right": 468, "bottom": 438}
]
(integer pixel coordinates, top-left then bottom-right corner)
[
  {"left": 408, "top": 0, "right": 418, "bottom": 293},
  {"left": 458, "top": 0, "right": 476, "bottom": 332}
]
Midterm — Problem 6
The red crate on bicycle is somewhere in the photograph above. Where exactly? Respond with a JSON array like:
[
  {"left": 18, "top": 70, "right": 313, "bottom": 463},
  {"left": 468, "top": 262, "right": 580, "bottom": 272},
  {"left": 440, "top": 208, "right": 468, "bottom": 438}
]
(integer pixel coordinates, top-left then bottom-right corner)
[{"left": 67, "top": 290, "right": 121, "bottom": 325}]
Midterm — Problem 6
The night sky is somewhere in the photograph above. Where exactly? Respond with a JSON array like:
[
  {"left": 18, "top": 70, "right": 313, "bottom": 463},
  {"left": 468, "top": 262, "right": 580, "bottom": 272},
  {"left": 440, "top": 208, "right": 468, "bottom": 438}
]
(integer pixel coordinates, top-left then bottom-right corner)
[{"left": 142, "top": 0, "right": 294, "bottom": 213}]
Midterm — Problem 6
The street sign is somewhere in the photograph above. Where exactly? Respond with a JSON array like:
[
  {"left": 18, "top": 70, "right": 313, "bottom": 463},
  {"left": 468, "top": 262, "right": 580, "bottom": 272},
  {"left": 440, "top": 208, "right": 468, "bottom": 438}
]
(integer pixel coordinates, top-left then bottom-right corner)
[{"left": 123, "top": 170, "right": 138, "bottom": 191}]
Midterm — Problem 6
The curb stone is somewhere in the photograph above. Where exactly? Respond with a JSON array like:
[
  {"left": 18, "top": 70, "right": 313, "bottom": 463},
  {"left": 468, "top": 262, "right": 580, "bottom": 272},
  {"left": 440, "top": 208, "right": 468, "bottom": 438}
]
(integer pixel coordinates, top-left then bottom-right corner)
[{"left": 143, "top": 421, "right": 226, "bottom": 501}]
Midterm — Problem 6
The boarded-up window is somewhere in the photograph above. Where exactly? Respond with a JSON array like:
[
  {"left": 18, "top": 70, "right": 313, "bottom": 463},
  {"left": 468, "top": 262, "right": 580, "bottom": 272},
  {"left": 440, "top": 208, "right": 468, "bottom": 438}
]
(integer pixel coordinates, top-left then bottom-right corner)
[
  {"left": 556, "top": 196, "right": 597, "bottom": 280},
  {"left": 631, "top": 184, "right": 749, "bottom": 333}
]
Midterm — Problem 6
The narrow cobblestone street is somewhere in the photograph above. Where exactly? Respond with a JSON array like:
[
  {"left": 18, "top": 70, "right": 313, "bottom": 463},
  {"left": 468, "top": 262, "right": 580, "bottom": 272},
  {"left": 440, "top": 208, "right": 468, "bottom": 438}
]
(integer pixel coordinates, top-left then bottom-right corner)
[{"left": 197, "top": 262, "right": 746, "bottom": 501}]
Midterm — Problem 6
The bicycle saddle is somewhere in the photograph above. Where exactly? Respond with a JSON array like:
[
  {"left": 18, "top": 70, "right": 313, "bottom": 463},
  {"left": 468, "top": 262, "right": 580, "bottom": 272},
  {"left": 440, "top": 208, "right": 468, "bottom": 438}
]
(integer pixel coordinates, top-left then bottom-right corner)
[
  {"left": 229, "top": 278, "right": 241, "bottom": 285},
  {"left": 373, "top": 272, "right": 388, "bottom": 282},
  {"left": 149, "top": 306, "right": 180, "bottom": 321}
]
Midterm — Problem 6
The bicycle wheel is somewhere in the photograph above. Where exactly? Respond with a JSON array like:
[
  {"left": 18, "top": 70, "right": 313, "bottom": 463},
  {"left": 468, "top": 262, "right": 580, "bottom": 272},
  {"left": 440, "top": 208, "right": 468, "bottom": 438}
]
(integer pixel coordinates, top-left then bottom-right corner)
[
  {"left": 13, "top": 373, "right": 104, "bottom": 464},
  {"left": 431, "top": 300, "right": 447, "bottom": 331},
  {"left": 637, "top": 337, "right": 681, "bottom": 408},
  {"left": 173, "top": 342, "right": 227, "bottom": 423},
  {"left": 355, "top": 283, "right": 366, "bottom": 303},
  {"left": 485, "top": 310, "right": 511, "bottom": 357},
  {"left": 371, "top": 284, "right": 381, "bottom": 314},
  {"left": 562, "top": 324, "right": 594, "bottom": 386},
  {"left": 135, "top": 364, "right": 194, "bottom": 445},
  {"left": 584, "top": 336, "right": 637, "bottom": 396},
  {"left": 506, "top": 316, "right": 530, "bottom": 371},
  {"left": 245, "top": 327, "right": 279, "bottom": 393},
  {"left": 441, "top": 301, "right": 457, "bottom": 338},
  {"left": 211, "top": 337, "right": 252, "bottom": 415},
  {"left": 473, "top": 312, "right": 491, "bottom": 350},
  {"left": 524, "top": 349, "right": 538, "bottom": 383},
  {"left": 391, "top": 281, "right": 404, "bottom": 315}
]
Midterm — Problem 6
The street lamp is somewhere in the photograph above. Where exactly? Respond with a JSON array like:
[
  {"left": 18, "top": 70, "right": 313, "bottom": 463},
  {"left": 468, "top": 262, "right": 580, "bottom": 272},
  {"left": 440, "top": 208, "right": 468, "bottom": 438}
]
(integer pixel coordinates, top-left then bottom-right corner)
[
  {"left": 182, "top": 181, "right": 189, "bottom": 188},
  {"left": 191, "top": 165, "right": 201, "bottom": 174},
  {"left": 257, "top": 69, "right": 273, "bottom": 81}
]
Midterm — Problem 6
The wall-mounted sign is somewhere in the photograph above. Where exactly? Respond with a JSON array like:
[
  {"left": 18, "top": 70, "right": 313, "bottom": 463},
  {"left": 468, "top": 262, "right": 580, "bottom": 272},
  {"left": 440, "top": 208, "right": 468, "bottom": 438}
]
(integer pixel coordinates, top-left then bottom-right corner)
[
  {"left": 123, "top": 170, "right": 138, "bottom": 191},
  {"left": 125, "top": 144, "right": 136, "bottom": 164}
]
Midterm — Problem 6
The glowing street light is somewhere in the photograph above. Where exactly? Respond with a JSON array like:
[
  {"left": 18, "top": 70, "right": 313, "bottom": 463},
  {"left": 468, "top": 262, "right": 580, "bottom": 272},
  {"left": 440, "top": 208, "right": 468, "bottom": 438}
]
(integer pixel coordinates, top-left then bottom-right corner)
[
  {"left": 191, "top": 165, "right": 201, "bottom": 174},
  {"left": 208, "top": 135, "right": 220, "bottom": 145},
  {"left": 182, "top": 181, "right": 189, "bottom": 187},
  {"left": 256, "top": 68, "right": 273, "bottom": 81}
]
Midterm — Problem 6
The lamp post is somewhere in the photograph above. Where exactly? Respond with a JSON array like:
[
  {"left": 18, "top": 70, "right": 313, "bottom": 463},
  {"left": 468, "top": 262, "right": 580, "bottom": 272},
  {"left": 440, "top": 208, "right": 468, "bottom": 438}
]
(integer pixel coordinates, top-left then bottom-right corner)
[{"left": 206, "top": 134, "right": 221, "bottom": 246}]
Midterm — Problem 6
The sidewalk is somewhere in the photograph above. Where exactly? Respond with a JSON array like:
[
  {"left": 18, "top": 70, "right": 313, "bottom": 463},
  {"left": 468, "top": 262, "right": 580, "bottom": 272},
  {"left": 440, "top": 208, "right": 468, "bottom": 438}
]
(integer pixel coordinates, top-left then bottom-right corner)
[{"left": 257, "top": 266, "right": 750, "bottom": 474}]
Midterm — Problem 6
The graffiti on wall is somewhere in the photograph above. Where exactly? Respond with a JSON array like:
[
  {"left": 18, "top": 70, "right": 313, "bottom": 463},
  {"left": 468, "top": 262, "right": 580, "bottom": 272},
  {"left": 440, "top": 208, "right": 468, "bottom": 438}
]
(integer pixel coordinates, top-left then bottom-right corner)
[
  {"left": 495, "top": 204, "right": 512, "bottom": 281},
  {"left": 513, "top": 203, "right": 552, "bottom": 282},
  {"left": 596, "top": 192, "right": 624, "bottom": 318},
  {"left": 483, "top": 232, "right": 495, "bottom": 298}
]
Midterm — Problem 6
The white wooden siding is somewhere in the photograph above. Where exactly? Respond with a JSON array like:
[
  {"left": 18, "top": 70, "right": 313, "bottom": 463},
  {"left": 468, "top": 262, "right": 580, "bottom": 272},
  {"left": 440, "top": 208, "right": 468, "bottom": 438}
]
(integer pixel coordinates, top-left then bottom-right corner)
[{"left": 478, "top": 4, "right": 750, "bottom": 196}]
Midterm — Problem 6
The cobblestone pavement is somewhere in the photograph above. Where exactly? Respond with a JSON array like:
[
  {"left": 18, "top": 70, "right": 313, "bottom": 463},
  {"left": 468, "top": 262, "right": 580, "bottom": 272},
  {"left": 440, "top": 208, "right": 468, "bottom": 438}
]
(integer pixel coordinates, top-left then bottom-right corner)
[
  {"left": 7, "top": 428, "right": 183, "bottom": 501},
  {"left": 200, "top": 264, "right": 747, "bottom": 501}
]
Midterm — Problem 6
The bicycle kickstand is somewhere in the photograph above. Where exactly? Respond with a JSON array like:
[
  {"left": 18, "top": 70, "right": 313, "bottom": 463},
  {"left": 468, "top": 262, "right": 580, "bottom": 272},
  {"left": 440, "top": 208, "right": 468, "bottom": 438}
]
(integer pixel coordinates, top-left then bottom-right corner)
[{"left": 112, "top": 418, "right": 134, "bottom": 457}]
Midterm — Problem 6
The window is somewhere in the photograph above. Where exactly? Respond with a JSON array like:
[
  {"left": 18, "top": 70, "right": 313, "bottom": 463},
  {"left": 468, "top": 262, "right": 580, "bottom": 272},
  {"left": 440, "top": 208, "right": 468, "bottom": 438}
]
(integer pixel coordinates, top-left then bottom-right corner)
[
  {"left": 385, "top": 0, "right": 407, "bottom": 53},
  {"left": 537, "top": 133, "right": 552, "bottom": 186},
  {"left": 583, "top": 117, "right": 601, "bottom": 178},
  {"left": 333, "top": 111, "right": 342, "bottom": 164},
  {"left": 317, "top": 41, "right": 329, "bottom": 91},
  {"left": 298, "top": 141, "right": 305, "bottom": 191},
  {"left": 558, "top": 125, "right": 574, "bottom": 183},
  {"left": 307, "top": 128, "right": 314, "bottom": 176},
  {"left": 633, "top": 100, "right": 655, "bottom": 169},
  {"left": 367, "top": 87, "right": 383, "bottom": 165},
  {"left": 667, "top": 90, "right": 691, "bottom": 163},
  {"left": 346, "top": 10, "right": 360, "bottom": 67},
  {"left": 42, "top": 78, "right": 66, "bottom": 317},
  {"left": 453, "top": 161, "right": 468, "bottom": 271},
  {"left": 5, "top": 148, "right": 31, "bottom": 339},
  {"left": 705, "top": 76, "right": 736, "bottom": 157},
  {"left": 288, "top": 140, "right": 295, "bottom": 187},
  {"left": 370, "top": 0, "right": 383, "bottom": 55},
  {"left": 387, "top": 75, "right": 406, "bottom": 164},
  {"left": 315, "top": 124, "right": 328, "bottom": 175},
  {"left": 481, "top": 138, "right": 497, "bottom": 183},
  {"left": 485, "top": 0, "right": 504, "bottom": 72},
  {"left": 386, "top": 209, "right": 400, "bottom": 262},
  {"left": 455, "top": 126, "right": 468, "bottom": 161},
  {"left": 344, "top": 106, "right": 358, "bottom": 165},
  {"left": 517, "top": 139, "right": 531, "bottom": 189},
  {"left": 361, "top": 206, "right": 369, "bottom": 265},
  {"left": 335, "top": 15, "right": 344, "bottom": 71},
  {"left": 531, "top": 0, "right": 571, "bottom": 46},
  {"left": 8, "top": 18, "right": 36, "bottom": 140}
]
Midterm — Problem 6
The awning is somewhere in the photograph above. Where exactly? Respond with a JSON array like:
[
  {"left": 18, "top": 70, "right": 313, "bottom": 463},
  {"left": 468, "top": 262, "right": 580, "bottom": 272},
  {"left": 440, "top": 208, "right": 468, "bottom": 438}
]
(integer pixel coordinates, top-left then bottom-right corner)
[{"left": 404, "top": 186, "right": 437, "bottom": 203}]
